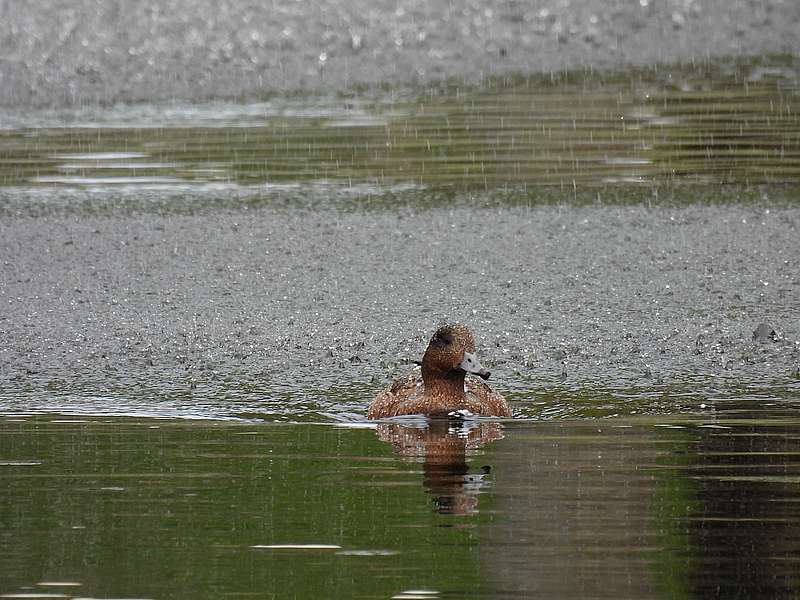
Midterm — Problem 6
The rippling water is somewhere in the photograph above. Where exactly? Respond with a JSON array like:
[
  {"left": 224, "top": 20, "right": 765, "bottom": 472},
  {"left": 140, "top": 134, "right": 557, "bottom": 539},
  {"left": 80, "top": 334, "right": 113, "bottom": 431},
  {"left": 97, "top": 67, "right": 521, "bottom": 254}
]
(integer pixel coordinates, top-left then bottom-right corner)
[
  {"left": 3, "top": 412, "right": 800, "bottom": 599},
  {"left": 1, "top": 58, "right": 798, "bottom": 194}
]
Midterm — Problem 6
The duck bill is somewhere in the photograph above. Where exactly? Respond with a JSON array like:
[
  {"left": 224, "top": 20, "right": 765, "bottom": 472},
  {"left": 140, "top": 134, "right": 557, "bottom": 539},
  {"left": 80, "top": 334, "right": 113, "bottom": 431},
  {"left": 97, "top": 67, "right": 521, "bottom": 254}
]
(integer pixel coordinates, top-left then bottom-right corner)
[{"left": 459, "top": 351, "right": 491, "bottom": 380}]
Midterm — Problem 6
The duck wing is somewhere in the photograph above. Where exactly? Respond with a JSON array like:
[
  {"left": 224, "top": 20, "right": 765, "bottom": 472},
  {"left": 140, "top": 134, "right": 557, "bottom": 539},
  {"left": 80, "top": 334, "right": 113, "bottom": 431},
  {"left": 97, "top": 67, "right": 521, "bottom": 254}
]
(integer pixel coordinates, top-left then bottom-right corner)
[
  {"left": 465, "top": 378, "right": 512, "bottom": 417},
  {"left": 367, "top": 369, "right": 425, "bottom": 418}
]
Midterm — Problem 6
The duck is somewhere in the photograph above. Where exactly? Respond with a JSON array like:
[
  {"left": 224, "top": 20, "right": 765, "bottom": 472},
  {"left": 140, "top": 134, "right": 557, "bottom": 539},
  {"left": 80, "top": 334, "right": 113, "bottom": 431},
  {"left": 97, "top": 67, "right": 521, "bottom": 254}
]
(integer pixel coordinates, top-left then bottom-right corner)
[{"left": 367, "top": 324, "right": 511, "bottom": 418}]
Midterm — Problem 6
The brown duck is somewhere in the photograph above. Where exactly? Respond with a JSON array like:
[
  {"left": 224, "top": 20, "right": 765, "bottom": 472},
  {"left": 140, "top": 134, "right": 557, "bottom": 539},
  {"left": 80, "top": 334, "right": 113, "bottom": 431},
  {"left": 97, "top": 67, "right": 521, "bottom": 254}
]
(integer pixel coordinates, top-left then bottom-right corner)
[{"left": 367, "top": 324, "right": 511, "bottom": 418}]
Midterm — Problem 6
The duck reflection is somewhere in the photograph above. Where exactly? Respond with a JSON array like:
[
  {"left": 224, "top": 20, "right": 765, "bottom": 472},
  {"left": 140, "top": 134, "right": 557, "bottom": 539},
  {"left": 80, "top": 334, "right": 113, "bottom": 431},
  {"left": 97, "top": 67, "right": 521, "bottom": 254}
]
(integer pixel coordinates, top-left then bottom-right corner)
[{"left": 375, "top": 418, "right": 504, "bottom": 515}]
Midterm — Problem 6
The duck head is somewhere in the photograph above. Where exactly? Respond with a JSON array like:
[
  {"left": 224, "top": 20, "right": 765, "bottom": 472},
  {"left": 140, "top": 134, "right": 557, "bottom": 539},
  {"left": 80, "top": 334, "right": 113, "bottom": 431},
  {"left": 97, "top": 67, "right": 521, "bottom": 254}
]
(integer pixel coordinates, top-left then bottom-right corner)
[{"left": 421, "top": 324, "right": 491, "bottom": 383}]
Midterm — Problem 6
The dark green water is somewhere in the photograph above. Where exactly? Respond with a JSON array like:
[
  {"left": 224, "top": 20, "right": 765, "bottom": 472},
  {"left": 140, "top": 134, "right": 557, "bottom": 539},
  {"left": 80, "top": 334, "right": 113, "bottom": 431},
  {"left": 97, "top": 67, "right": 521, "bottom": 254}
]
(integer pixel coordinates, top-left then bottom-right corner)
[{"left": 2, "top": 410, "right": 800, "bottom": 599}]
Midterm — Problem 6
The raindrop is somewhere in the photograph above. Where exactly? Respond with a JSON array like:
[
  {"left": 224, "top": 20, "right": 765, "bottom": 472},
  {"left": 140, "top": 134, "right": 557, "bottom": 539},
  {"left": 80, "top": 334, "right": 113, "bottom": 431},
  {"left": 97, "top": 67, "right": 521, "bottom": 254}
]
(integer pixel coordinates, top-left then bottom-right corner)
[{"left": 350, "top": 30, "right": 363, "bottom": 51}]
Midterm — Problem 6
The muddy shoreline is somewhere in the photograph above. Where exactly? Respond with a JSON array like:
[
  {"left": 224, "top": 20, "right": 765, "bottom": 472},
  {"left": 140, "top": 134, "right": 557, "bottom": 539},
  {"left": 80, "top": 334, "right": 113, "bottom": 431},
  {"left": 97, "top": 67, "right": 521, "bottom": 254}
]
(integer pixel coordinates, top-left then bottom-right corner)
[
  {"left": 2, "top": 0, "right": 799, "bottom": 107},
  {"left": 1, "top": 200, "right": 798, "bottom": 418}
]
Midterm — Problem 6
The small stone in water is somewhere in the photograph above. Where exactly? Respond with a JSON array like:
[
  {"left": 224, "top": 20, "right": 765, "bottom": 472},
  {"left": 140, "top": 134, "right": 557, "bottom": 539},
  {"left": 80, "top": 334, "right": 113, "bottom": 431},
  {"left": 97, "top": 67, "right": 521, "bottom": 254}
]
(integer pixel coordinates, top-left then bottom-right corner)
[{"left": 752, "top": 322, "right": 777, "bottom": 343}]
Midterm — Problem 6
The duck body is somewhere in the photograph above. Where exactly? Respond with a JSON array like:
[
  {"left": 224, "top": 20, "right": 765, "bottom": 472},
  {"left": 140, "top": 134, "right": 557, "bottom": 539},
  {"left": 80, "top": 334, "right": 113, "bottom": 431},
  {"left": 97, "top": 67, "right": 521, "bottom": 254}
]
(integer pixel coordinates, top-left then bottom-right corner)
[{"left": 367, "top": 324, "right": 511, "bottom": 419}]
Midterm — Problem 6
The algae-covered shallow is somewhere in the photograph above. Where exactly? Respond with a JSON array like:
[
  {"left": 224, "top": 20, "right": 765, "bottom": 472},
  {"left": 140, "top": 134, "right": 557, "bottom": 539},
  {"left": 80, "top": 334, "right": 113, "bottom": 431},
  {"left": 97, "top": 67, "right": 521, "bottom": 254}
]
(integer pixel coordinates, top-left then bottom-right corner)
[
  {"left": 2, "top": 412, "right": 800, "bottom": 599},
  {"left": 1, "top": 200, "right": 798, "bottom": 422}
]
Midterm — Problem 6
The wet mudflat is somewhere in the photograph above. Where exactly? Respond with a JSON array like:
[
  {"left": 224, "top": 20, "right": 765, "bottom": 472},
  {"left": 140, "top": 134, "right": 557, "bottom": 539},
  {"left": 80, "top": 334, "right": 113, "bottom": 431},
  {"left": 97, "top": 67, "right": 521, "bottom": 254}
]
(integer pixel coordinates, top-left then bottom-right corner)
[
  {"left": 0, "top": 200, "right": 798, "bottom": 422},
  {"left": 3, "top": 0, "right": 800, "bottom": 106}
]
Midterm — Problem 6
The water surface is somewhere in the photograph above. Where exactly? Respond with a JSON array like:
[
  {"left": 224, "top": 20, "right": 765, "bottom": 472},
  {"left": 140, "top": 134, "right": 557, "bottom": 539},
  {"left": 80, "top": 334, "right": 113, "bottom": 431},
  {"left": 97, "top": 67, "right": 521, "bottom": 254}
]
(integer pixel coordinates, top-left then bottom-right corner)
[
  {"left": 1, "top": 57, "right": 799, "bottom": 193},
  {"left": 2, "top": 411, "right": 800, "bottom": 599}
]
